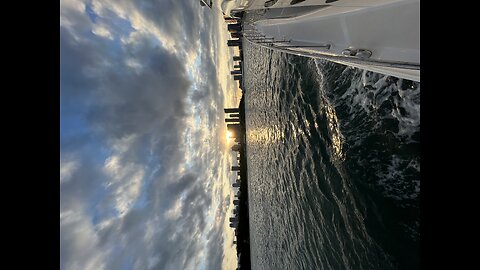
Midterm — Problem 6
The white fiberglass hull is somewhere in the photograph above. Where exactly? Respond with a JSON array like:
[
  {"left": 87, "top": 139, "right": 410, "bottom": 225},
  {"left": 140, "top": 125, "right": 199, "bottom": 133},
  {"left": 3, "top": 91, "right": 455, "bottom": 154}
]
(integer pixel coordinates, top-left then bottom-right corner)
[{"left": 233, "top": 0, "right": 420, "bottom": 81}]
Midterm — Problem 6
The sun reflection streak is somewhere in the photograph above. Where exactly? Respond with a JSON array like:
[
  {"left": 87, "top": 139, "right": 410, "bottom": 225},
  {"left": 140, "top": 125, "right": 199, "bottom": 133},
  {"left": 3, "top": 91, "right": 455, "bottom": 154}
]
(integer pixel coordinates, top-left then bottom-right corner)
[{"left": 323, "top": 99, "right": 345, "bottom": 161}]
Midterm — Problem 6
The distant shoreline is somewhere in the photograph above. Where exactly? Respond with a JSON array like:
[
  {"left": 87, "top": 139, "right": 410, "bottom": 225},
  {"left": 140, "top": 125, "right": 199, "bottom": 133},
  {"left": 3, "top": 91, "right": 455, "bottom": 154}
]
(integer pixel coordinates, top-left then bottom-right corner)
[
  {"left": 233, "top": 94, "right": 251, "bottom": 270},
  {"left": 224, "top": 13, "right": 251, "bottom": 270}
]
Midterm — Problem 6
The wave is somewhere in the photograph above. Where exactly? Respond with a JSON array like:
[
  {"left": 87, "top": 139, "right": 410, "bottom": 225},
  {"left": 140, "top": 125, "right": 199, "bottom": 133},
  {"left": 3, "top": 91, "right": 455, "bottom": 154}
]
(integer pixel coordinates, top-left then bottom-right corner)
[{"left": 313, "top": 59, "right": 420, "bottom": 202}]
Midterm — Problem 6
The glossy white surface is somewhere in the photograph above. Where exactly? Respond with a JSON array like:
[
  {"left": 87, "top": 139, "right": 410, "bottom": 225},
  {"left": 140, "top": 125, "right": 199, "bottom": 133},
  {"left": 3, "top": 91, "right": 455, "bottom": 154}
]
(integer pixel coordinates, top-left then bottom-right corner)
[{"left": 240, "top": 0, "right": 420, "bottom": 81}]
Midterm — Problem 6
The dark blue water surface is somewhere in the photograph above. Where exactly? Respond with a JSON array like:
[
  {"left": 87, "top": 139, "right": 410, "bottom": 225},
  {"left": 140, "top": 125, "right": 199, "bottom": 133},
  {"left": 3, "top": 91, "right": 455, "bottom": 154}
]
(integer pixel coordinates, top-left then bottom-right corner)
[{"left": 244, "top": 39, "right": 420, "bottom": 270}]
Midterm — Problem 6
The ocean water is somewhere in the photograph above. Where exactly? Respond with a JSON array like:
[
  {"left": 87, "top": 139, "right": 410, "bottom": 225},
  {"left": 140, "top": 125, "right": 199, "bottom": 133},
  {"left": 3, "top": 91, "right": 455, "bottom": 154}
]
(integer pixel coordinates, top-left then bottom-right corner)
[{"left": 243, "top": 41, "right": 420, "bottom": 270}]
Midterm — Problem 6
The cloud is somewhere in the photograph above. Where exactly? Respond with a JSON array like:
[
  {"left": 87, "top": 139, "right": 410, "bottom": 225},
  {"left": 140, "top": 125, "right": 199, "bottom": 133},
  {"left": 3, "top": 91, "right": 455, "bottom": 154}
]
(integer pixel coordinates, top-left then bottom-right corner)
[
  {"left": 60, "top": 0, "right": 236, "bottom": 269},
  {"left": 92, "top": 23, "right": 114, "bottom": 39},
  {"left": 60, "top": 155, "right": 79, "bottom": 184},
  {"left": 60, "top": 208, "right": 108, "bottom": 270}
]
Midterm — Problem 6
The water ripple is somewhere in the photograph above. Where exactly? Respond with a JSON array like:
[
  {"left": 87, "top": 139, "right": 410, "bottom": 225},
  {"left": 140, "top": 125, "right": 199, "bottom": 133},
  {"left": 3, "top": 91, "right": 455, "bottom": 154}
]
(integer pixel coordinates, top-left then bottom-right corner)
[{"left": 244, "top": 27, "right": 419, "bottom": 270}]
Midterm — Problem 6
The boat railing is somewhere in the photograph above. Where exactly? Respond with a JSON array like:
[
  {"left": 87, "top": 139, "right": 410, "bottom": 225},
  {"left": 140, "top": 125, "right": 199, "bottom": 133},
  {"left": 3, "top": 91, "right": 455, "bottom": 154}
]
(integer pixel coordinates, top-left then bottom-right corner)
[{"left": 242, "top": 29, "right": 420, "bottom": 71}]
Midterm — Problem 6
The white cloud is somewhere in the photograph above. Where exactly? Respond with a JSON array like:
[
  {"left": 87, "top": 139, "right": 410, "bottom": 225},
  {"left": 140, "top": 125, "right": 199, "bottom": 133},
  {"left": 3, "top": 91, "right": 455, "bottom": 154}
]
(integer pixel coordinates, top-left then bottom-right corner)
[
  {"left": 60, "top": 209, "right": 80, "bottom": 226},
  {"left": 60, "top": 156, "right": 79, "bottom": 184},
  {"left": 165, "top": 198, "right": 183, "bottom": 220},
  {"left": 92, "top": 24, "right": 114, "bottom": 40},
  {"left": 103, "top": 154, "right": 145, "bottom": 217},
  {"left": 60, "top": 208, "right": 108, "bottom": 270},
  {"left": 125, "top": 58, "right": 142, "bottom": 71},
  {"left": 91, "top": 0, "right": 179, "bottom": 54},
  {"left": 104, "top": 155, "right": 122, "bottom": 178}
]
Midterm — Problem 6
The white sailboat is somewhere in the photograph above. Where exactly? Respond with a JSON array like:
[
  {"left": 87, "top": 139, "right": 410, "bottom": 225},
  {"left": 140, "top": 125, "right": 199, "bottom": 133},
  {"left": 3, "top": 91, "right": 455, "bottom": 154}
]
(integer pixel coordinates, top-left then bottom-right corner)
[{"left": 225, "top": 0, "right": 420, "bottom": 82}]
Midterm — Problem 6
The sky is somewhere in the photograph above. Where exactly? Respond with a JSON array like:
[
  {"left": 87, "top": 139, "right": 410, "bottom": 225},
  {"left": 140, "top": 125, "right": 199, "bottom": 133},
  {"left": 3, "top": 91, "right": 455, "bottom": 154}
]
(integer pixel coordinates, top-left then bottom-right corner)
[{"left": 60, "top": 0, "right": 242, "bottom": 269}]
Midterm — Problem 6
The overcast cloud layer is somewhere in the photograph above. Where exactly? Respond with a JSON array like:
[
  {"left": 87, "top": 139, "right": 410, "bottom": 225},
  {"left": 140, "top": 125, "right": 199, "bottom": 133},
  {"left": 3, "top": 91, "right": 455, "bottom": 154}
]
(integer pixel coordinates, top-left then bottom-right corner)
[{"left": 60, "top": 0, "right": 239, "bottom": 269}]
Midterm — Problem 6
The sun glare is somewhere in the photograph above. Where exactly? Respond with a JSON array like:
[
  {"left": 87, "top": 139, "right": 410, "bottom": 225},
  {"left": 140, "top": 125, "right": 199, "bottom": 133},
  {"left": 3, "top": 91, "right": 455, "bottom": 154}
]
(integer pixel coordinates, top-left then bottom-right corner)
[{"left": 226, "top": 130, "right": 233, "bottom": 140}]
